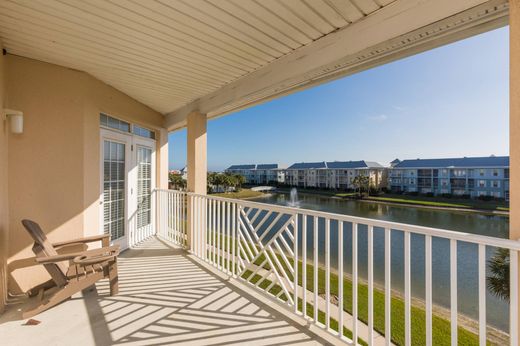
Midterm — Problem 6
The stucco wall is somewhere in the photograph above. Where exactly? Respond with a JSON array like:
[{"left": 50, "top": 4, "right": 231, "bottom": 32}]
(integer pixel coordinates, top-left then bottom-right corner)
[
  {"left": 4, "top": 55, "right": 167, "bottom": 294},
  {"left": 0, "top": 47, "right": 8, "bottom": 312}
]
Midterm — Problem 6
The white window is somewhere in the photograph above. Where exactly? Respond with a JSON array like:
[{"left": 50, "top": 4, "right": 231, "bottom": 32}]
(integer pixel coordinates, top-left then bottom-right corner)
[
  {"left": 479, "top": 180, "right": 486, "bottom": 188},
  {"left": 492, "top": 180, "right": 500, "bottom": 188},
  {"left": 480, "top": 169, "right": 485, "bottom": 176},
  {"left": 493, "top": 169, "right": 499, "bottom": 177}
]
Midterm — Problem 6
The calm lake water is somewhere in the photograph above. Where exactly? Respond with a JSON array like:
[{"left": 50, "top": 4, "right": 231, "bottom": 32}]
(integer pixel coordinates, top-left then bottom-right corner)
[{"left": 248, "top": 192, "right": 510, "bottom": 331}]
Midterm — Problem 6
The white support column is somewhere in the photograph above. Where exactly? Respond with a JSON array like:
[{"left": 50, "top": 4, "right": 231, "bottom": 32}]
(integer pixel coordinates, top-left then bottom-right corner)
[
  {"left": 186, "top": 111, "right": 207, "bottom": 251},
  {"left": 511, "top": 1, "right": 520, "bottom": 344}
]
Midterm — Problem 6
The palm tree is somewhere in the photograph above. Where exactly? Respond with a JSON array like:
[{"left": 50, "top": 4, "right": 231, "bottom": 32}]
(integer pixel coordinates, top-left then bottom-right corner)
[{"left": 487, "top": 248, "right": 510, "bottom": 301}]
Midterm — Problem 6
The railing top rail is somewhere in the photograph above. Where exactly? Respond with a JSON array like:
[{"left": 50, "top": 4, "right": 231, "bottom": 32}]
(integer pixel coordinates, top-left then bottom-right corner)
[{"left": 156, "top": 189, "right": 519, "bottom": 250}]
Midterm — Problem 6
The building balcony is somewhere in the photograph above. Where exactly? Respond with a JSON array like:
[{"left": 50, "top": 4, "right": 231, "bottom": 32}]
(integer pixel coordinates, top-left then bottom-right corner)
[{"left": 4, "top": 189, "right": 518, "bottom": 345}]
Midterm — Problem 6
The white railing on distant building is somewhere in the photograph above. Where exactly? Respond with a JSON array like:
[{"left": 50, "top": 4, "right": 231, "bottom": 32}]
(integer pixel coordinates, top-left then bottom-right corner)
[{"left": 154, "top": 188, "right": 520, "bottom": 346}]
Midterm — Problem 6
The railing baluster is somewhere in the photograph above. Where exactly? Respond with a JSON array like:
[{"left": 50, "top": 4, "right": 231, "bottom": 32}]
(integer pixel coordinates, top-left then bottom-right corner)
[
  {"left": 212, "top": 199, "right": 216, "bottom": 265},
  {"left": 232, "top": 202, "right": 236, "bottom": 277},
  {"left": 478, "top": 244, "right": 486, "bottom": 345},
  {"left": 217, "top": 200, "right": 221, "bottom": 269},
  {"left": 176, "top": 192, "right": 179, "bottom": 243},
  {"left": 302, "top": 215, "right": 307, "bottom": 319},
  {"left": 294, "top": 214, "right": 299, "bottom": 314},
  {"left": 227, "top": 201, "right": 231, "bottom": 274},
  {"left": 325, "top": 218, "right": 330, "bottom": 330},
  {"left": 352, "top": 222, "right": 358, "bottom": 344},
  {"left": 313, "top": 216, "right": 319, "bottom": 323},
  {"left": 195, "top": 196, "right": 199, "bottom": 257},
  {"left": 405, "top": 231, "right": 411, "bottom": 346},
  {"left": 202, "top": 197, "right": 207, "bottom": 260},
  {"left": 368, "top": 225, "right": 374, "bottom": 345},
  {"left": 385, "top": 228, "right": 392, "bottom": 346},
  {"left": 425, "top": 234, "right": 432, "bottom": 346},
  {"left": 338, "top": 221, "right": 344, "bottom": 340},
  {"left": 190, "top": 195, "right": 194, "bottom": 253},
  {"left": 511, "top": 249, "right": 519, "bottom": 346},
  {"left": 451, "top": 239, "right": 457, "bottom": 346}
]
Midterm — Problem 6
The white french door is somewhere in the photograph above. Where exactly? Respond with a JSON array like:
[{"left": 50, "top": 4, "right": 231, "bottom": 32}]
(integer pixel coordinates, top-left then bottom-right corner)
[
  {"left": 100, "top": 129, "right": 155, "bottom": 249},
  {"left": 128, "top": 137, "right": 156, "bottom": 246}
]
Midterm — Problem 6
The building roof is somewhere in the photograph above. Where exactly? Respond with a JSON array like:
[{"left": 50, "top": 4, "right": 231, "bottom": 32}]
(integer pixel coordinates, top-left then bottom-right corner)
[
  {"left": 326, "top": 160, "right": 383, "bottom": 169},
  {"left": 226, "top": 164, "right": 256, "bottom": 170},
  {"left": 394, "top": 156, "right": 509, "bottom": 168},
  {"left": 287, "top": 160, "right": 383, "bottom": 169},
  {"left": 257, "top": 164, "right": 278, "bottom": 170},
  {"left": 287, "top": 162, "right": 327, "bottom": 169},
  {"left": 226, "top": 164, "right": 279, "bottom": 170}
]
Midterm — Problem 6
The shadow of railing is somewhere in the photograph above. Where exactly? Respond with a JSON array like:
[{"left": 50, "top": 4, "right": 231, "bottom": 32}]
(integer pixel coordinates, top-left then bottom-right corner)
[{"left": 82, "top": 237, "right": 326, "bottom": 345}]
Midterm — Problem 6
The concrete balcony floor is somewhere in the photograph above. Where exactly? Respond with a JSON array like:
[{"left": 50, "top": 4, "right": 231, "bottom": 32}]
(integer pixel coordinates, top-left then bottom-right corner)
[{"left": 0, "top": 237, "right": 330, "bottom": 346}]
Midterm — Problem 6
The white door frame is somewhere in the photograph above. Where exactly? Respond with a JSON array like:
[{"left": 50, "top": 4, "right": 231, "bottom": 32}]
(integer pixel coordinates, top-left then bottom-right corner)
[
  {"left": 129, "top": 136, "right": 156, "bottom": 246},
  {"left": 100, "top": 127, "right": 157, "bottom": 250},
  {"left": 100, "top": 128, "right": 132, "bottom": 250}
]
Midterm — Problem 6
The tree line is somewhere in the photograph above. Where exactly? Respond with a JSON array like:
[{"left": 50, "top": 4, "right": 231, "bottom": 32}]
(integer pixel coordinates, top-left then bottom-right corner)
[{"left": 169, "top": 171, "right": 246, "bottom": 193}]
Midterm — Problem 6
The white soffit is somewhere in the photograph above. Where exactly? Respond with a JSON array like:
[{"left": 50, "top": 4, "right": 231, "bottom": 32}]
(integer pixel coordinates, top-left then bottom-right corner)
[
  {"left": 0, "top": 0, "right": 509, "bottom": 129},
  {"left": 0, "top": 0, "right": 392, "bottom": 112}
]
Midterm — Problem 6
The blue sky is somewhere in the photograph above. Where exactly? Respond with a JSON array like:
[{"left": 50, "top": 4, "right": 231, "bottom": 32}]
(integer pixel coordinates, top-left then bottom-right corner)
[{"left": 169, "top": 27, "right": 509, "bottom": 172}]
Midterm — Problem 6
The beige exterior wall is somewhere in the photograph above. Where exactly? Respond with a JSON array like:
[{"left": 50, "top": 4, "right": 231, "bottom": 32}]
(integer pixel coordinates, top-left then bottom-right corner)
[
  {"left": 0, "top": 47, "right": 8, "bottom": 312},
  {"left": 4, "top": 55, "right": 167, "bottom": 295}
]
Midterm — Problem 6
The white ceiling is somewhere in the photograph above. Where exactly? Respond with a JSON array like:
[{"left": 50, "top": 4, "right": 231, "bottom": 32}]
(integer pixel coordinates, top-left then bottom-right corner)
[{"left": 0, "top": 0, "right": 394, "bottom": 114}]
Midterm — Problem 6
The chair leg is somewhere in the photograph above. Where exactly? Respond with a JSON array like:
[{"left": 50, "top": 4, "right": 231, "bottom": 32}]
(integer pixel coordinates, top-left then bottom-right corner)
[{"left": 109, "top": 259, "right": 118, "bottom": 296}]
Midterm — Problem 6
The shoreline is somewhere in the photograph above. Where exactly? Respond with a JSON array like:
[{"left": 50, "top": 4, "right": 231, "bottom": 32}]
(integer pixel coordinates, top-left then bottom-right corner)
[{"left": 272, "top": 188, "right": 509, "bottom": 217}]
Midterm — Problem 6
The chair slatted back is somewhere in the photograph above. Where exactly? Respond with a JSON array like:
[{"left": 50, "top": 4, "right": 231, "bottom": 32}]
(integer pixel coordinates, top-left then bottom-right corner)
[{"left": 22, "top": 220, "right": 68, "bottom": 287}]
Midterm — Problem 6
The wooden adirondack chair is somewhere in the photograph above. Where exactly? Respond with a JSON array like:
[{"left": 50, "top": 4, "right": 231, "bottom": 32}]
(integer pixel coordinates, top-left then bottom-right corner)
[{"left": 21, "top": 219, "right": 120, "bottom": 318}]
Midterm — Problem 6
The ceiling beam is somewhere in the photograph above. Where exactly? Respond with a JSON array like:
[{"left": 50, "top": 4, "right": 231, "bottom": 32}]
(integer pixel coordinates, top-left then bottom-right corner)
[{"left": 165, "top": 0, "right": 508, "bottom": 131}]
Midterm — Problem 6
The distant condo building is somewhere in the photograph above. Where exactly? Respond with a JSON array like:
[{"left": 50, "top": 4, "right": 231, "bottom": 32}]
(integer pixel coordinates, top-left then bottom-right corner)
[
  {"left": 389, "top": 156, "right": 509, "bottom": 200},
  {"left": 225, "top": 164, "right": 285, "bottom": 185},
  {"left": 285, "top": 161, "right": 386, "bottom": 189}
]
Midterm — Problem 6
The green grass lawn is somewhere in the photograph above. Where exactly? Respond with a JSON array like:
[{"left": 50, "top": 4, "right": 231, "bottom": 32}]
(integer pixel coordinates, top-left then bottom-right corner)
[
  {"left": 366, "top": 194, "right": 509, "bottom": 212},
  {"left": 212, "top": 188, "right": 264, "bottom": 199}
]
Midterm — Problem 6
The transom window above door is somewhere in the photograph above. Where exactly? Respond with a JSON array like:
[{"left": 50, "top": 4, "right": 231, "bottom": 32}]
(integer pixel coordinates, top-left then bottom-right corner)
[{"left": 100, "top": 113, "right": 155, "bottom": 140}]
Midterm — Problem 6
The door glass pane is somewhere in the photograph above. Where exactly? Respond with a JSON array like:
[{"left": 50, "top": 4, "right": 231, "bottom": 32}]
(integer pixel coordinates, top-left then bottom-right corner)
[
  {"left": 103, "top": 140, "right": 125, "bottom": 240},
  {"left": 137, "top": 146, "right": 152, "bottom": 228}
]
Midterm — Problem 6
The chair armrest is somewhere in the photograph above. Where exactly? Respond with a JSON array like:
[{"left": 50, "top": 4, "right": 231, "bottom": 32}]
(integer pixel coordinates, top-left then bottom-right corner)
[
  {"left": 52, "top": 234, "right": 110, "bottom": 247},
  {"left": 36, "top": 245, "right": 120, "bottom": 264},
  {"left": 55, "top": 242, "right": 88, "bottom": 254}
]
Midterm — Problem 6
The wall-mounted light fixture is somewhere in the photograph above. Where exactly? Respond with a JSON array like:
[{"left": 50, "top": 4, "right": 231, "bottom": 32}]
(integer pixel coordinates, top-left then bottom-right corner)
[{"left": 3, "top": 108, "right": 24, "bottom": 134}]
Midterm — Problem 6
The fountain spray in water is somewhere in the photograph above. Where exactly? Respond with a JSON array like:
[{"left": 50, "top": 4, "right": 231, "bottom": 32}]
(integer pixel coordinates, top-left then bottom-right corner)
[{"left": 288, "top": 188, "right": 300, "bottom": 207}]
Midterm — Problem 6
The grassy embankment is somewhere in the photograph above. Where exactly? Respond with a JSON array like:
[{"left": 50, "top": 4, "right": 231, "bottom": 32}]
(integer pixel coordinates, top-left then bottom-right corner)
[
  {"left": 365, "top": 194, "right": 509, "bottom": 212},
  {"left": 212, "top": 188, "right": 264, "bottom": 199},
  {"left": 276, "top": 187, "right": 509, "bottom": 212}
]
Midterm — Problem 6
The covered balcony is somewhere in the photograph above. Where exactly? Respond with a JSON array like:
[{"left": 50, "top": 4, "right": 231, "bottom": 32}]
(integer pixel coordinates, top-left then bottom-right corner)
[{"left": 0, "top": 0, "right": 519, "bottom": 345}]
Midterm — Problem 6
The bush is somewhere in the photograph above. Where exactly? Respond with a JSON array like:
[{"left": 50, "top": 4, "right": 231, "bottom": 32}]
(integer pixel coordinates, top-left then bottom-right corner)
[
  {"left": 478, "top": 195, "right": 494, "bottom": 201},
  {"left": 441, "top": 193, "right": 452, "bottom": 198},
  {"left": 407, "top": 191, "right": 418, "bottom": 196},
  {"left": 461, "top": 194, "right": 471, "bottom": 199},
  {"left": 425, "top": 192, "right": 434, "bottom": 197}
]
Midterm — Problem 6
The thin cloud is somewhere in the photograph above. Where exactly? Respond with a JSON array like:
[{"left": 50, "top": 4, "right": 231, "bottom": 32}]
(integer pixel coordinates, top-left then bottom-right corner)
[{"left": 368, "top": 114, "right": 388, "bottom": 121}]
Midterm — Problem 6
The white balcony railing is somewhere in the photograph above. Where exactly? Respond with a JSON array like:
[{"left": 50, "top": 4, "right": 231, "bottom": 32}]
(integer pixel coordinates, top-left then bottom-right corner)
[{"left": 153, "top": 189, "right": 520, "bottom": 346}]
